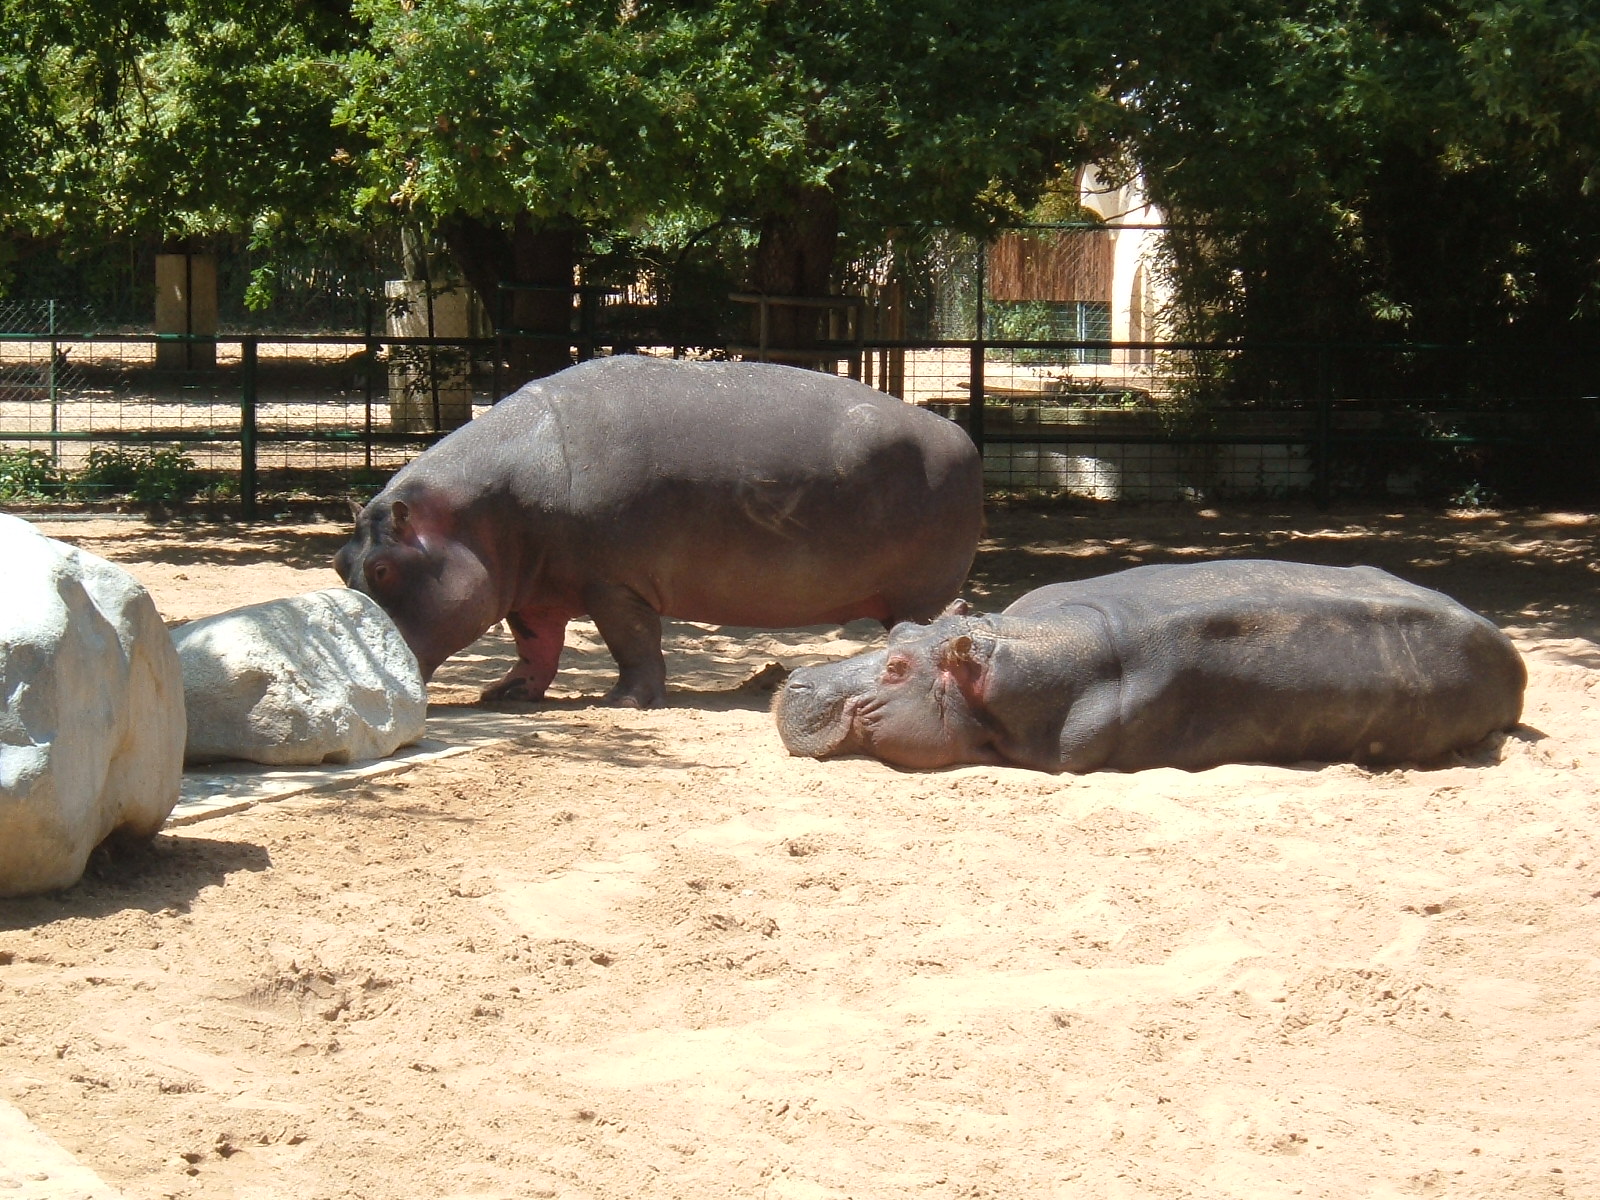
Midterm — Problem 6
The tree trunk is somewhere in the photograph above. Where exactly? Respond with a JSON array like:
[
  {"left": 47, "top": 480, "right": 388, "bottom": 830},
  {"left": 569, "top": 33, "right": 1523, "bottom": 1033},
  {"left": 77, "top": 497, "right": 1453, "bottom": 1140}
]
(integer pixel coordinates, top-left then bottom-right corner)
[
  {"left": 747, "top": 187, "right": 840, "bottom": 368},
  {"left": 442, "top": 214, "right": 577, "bottom": 393}
]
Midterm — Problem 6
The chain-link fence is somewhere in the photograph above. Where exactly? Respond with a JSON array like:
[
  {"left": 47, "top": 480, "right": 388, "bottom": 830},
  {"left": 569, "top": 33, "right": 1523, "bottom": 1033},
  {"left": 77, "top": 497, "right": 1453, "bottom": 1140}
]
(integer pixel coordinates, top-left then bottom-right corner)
[
  {"left": 0, "top": 332, "right": 498, "bottom": 510},
  {"left": 0, "top": 300, "right": 94, "bottom": 428},
  {"left": 3, "top": 239, "right": 398, "bottom": 333},
  {"left": 3, "top": 253, "right": 1597, "bottom": 512},
  {"left": 877, "top": 339, "right": 1600, "bottom": 504},
  {"left": 854, "top": 225, "right": 1164, "bottom": 347}
]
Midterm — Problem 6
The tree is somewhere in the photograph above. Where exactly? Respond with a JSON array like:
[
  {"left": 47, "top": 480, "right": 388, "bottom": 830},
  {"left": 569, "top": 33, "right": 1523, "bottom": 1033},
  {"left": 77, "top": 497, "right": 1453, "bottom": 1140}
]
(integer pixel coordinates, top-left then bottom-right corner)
[
  {"left": 6, "top": 0, "right": 1595, "bottom": 388},
  {"left": 11, "top": 0, "right": 1125, "bottom": 365},
  {"left": 0, "top": 0, "right": 360, "bottom": 290},
  {"left": 340, "top": 0, "right": 1120, "bottom": 369},
  {"left": 1116, "top": 0, "right": 1600, "bottom": 353},
  {"left": 342, "top": 0, "right": 691, "bottom": 375}
]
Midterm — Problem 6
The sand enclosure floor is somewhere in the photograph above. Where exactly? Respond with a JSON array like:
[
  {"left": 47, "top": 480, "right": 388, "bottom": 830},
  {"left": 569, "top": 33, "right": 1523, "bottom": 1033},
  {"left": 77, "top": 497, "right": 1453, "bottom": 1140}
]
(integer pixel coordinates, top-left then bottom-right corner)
[{"left": 2, "top": 501, "right": 1599, "bottom": 1199}]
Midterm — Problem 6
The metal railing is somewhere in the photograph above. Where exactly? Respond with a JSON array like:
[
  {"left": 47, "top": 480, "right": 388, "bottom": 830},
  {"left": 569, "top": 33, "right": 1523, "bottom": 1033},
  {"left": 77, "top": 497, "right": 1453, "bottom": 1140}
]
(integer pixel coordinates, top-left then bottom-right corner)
[
  {"left": 1, "top": 330, "right": 1595, "bottom": 514},
  {"left": 0, "top": 332, "right": 496, "bottom": 517}
]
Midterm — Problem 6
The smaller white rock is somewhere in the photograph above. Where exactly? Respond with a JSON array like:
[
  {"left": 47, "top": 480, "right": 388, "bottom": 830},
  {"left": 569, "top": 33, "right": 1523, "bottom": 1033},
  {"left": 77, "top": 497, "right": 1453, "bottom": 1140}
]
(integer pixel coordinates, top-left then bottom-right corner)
[{"left": 174, "top": 589, "right": 426, "bottom": 766}]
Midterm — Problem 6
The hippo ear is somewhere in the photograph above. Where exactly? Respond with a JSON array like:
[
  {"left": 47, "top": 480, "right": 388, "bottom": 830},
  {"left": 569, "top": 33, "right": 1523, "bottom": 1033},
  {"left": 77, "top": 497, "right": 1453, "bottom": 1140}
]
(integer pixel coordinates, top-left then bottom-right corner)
[
  {"left": 941, "top": 598, "right": 975, "bottom": 618},
  {"left": 382, "top": 498, "right": 425, "bottom": 547},
  {"left": 347, "top": 497, "right": 364, "bottom": 521},
  {"left": 938, "top": 634, "right": 984, "bottom": 696},
  {"left": 939, "top": 634, "right": 975, "bottom": 669}
]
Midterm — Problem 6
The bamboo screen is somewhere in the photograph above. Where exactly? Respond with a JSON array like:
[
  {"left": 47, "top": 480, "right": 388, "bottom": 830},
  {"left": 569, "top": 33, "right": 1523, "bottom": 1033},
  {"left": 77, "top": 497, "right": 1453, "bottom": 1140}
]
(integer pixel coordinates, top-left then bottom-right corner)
[{"left": 986, "top": 230, "right": 1114, "bottom": 304}]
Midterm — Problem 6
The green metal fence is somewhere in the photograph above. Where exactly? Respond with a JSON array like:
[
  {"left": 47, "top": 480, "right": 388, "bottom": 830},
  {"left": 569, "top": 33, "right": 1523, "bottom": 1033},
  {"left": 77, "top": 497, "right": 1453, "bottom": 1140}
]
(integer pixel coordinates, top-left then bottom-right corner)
[
  {"left": 0, "top": 329, "right": 1596, "bottom": 515},
  {"left": 0, "top": 332, "right": 496, "bottom": 516}
]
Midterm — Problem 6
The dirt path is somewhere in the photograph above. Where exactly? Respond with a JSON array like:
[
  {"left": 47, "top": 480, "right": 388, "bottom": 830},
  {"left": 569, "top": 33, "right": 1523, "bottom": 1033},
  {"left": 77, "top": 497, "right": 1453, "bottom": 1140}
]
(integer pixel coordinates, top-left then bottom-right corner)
[{"left": 2, "top": 501, "right": 1598, "bottom": 1199}]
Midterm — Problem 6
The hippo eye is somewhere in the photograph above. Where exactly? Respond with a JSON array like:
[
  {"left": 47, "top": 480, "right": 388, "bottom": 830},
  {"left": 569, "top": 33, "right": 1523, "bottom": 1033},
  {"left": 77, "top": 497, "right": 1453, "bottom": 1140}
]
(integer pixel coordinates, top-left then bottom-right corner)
[
  {"left": 882, "top": 656, "right": 911, "bottom": 683},
  {"left": 366, "top": 560, "right": 394, "bottom": 591}
]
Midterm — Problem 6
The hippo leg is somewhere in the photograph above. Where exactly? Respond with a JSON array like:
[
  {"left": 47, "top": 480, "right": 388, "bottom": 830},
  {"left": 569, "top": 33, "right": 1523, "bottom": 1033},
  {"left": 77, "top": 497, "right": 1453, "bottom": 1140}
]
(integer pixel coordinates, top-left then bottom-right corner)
[
  {"left": 583, "top": 581, "right": 667, "bottom": 709},
  {"left": 482, "top": 609, "right": 568, "bottom": 702}
]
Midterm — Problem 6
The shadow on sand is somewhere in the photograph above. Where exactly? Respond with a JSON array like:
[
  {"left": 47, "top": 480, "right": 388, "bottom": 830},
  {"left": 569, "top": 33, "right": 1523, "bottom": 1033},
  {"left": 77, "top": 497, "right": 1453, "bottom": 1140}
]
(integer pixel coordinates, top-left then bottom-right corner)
[
  {"left": 970, "top": 500, "right": 1600, "bottom": 643},
  {"left": 0, "top": 835, "right": 272, "bottom": 930}
]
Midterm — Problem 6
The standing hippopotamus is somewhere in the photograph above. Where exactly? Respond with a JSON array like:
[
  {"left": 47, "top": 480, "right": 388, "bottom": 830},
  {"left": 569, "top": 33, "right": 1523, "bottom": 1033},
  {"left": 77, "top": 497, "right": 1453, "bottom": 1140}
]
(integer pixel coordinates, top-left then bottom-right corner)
[
  {"left": 773, "top": 560, "right": 1526, "bottom": 773},
  {"left": 334, "top": 355, "right": 982, "bottom": 707}
]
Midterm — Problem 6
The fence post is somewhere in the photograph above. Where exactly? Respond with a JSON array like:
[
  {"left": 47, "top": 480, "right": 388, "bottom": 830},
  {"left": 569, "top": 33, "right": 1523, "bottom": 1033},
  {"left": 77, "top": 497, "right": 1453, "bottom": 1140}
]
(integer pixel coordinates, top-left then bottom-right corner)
[
  {"left": 492, "top": 286, "right": 505, "bottom": 402},
  {"left": 967, "top": 340, "right": 986, "bottom": 455},
  {"left": 577, "top": 286, "right": 595, "bottom": 361},
  {"left": 1314, "top": 345, "right": 1331, "bottom": 508},
  {"left": 47, "top": 299, "right": 59, "bottom": 466},
  {"left": 364, "top": 333, "right": 377, "bottom": 473},
  {"left": 240, "top": 338, "right": 258, "bottom": 520}
]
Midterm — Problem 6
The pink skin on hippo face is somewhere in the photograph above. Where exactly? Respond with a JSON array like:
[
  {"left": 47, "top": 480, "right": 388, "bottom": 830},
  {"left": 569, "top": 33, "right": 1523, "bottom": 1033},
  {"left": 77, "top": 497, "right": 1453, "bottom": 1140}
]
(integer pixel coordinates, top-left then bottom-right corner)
[
  {"left": 334, "top": 356, "right": 984, "bottom": 708},
  {"left": 333, "top": 497, "right": 505, "bottom": 682}
]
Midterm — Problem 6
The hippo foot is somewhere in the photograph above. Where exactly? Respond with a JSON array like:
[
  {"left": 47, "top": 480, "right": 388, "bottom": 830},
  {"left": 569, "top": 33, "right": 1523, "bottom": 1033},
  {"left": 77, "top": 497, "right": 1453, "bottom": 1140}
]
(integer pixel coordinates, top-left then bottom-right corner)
[
  {"left": 480, "top": 677, "right": 548, "bottom": 703},
  {"left": 601, "top": 682, "right": 665, "bottom": 709}
]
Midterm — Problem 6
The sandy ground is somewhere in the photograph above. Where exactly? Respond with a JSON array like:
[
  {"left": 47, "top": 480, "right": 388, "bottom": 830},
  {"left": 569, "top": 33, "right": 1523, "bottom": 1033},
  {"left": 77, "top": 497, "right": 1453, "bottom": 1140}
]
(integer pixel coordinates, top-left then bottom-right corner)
[{"left": 3, "top": 500, "right": 1600, "bottom": 1200}]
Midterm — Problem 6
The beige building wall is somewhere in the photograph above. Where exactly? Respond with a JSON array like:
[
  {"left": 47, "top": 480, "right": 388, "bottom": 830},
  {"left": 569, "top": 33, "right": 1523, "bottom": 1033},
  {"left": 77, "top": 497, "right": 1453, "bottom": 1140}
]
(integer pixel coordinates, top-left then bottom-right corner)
[{"left": 1076, "top": 166, "right": 1168, "bottom": 348}]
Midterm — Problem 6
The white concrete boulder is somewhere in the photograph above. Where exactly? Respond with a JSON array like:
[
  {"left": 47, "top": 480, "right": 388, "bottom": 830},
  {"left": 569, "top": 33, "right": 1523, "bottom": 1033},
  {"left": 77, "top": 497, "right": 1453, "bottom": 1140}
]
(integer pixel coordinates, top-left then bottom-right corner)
[
  {"left": 173, "top": 588, "right": 426, "bottom": 766},
  {"left": 0, "top": 513, "right": 186, "bottom": 898}
]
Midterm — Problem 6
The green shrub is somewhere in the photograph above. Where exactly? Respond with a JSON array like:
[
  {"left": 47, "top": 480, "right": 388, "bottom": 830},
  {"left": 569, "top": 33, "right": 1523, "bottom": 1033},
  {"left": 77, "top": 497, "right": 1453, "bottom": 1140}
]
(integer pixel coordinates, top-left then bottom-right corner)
[
  {"left": 195, "top": 475, "right": 239, "bottom": 501},
  {"left": 73, "top": 446, "right": 201, "bottom": 502},
  {"left": 0, "top": 448, "right": 62, "bottom": 500}
]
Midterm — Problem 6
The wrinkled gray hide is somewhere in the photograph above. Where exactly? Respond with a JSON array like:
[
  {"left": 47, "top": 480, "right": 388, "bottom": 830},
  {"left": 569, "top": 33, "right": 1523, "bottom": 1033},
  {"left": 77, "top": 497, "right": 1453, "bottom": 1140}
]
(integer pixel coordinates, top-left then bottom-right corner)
[
  {"left": 334, "top": 355, "right": 983, "bottom": 709},
  {"left": 774, "top": 560, "right": 1526, "bottom": 774}
]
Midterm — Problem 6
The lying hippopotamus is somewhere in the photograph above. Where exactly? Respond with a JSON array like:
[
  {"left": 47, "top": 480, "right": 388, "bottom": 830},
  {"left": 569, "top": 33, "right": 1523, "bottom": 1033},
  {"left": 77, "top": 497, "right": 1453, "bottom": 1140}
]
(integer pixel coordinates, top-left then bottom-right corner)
[
  {"left": 773, "top": 560, "right": 1526, "bottom": 773},
  {"left": 334, "top": 355, "right": 982, "bottom": 707}
]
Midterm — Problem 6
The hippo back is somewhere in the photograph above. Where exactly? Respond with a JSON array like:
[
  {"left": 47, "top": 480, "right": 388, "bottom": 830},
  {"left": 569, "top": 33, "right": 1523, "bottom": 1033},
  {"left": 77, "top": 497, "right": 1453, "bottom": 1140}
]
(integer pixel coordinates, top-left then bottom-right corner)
[
  {"left": 365, "top": 354, "right": 984, "bottom": 637},
  {"left": 1006, "top": 560, "right": 1525, "bottom": 770},
  {"left": 425, "top": 355, "right": 976, "bottom": 507}
]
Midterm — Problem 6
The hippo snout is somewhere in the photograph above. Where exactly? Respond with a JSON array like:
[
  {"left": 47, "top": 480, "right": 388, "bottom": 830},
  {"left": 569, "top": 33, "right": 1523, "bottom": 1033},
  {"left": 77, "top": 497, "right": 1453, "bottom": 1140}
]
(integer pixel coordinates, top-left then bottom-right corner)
[
  {"left": 772, "top": 672, "right": 849, "bottom": 758},
  {"left": 773, "top": 656, "right": 884, "bottom": 758}
]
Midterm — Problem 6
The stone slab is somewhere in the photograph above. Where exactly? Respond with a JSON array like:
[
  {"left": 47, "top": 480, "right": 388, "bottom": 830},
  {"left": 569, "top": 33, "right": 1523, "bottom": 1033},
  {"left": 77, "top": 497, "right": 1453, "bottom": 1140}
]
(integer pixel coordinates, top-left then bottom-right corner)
[
  {"left": 170, "top": 706, "right": 537, "bottom": 826},
  {"left": 0, "top": 1098, "right": 128, "bottom": 1200}
]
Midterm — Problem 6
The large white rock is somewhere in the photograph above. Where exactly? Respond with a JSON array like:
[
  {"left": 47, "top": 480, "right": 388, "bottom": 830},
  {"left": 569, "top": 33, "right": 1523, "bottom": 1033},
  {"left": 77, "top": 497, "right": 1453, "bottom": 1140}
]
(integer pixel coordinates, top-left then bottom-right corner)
[
  {"left": 0, "top": 513, "right": 186, "bottom": 898},
  {"left": 174, "top": 588, "right": 426, "bottom": 766}
]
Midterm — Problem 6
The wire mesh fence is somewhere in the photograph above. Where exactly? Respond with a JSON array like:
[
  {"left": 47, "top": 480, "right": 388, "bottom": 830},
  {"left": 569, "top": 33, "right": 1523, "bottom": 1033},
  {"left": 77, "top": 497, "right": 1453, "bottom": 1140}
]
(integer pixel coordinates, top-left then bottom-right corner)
[
  {"left": 879, "top": 225, "right": 1164, "bottom": 348},
  {"left": 0, "top": 327, "right": 1595, "bottom": 513},
  {"left": 896, "top": 339, "right": 1600, "bottom": 503},
  {"left": 8, "top": 223, "right": 1588, "bottom": 512},
  {"left": 0, "top": 301, "right": 93, "bottom": 468},
  {"left": 0, "top": 333, "right": 498, "bottom": 510}
]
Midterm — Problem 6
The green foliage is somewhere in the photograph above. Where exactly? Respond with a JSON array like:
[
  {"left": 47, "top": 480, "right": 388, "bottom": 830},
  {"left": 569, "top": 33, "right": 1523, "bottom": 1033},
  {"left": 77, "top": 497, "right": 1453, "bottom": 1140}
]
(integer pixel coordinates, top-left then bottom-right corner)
[
  {"left": 1, "top": 0, "right": 1595, "bottom": 361},
  {"left": 0, "top": 448, "right": 61, "bottom": 499},
  {"left": 195, "top": 474, "right": 239, "bottom": 502},
  {"left": 987, "top": 302, "right": 1062, "bottom": 344},
  {"left": 0, "top": 444, "right": 205, "bottom": 503},
  {"left": 1122, "top": 0, "right": 1600, "bottom": 348},
  {"left": 73, "top": 446, "right": 201, "bottom": 502},
  {"left": 338, "top": 0, "right": 1106, "bottom": 246},
  {"left": 0, "top": 0, "right": 369, "bottom": 307},
  {"left": 1451, "top": 479, "right": 1501, "bottom": 512}
]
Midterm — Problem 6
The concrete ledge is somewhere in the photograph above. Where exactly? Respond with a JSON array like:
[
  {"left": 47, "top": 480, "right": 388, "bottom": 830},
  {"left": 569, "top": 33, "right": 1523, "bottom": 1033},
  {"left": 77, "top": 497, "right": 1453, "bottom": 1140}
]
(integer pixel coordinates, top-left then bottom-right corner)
[
  {"left": 170, "top": 706, "right": 537, "bottom": 826},
  {"left": 0, "top": 1098, "right": 128, "bottom": 1199}
]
